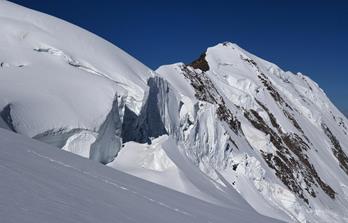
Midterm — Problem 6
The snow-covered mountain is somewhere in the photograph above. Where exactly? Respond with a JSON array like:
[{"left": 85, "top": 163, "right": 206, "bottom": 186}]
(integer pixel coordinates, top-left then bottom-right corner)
[
  {"left": 0, "top": 128, "right": 282, "bottom": 223},
  {"left": 1, "top": 1, "right": 348, "bottom": 222}
]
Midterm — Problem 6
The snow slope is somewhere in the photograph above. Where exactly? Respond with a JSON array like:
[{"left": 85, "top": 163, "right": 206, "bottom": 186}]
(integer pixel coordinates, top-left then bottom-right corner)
[
  {"left": 0, "top": 0, "right": 152, "bottom": 163},
  {"left": 156, "top": 42, "right": 348, "bottom": 222},
  {"left": 1, "top": 1, "right": 348, "bottom": 223},
  {"left": 108, "top": 135, "right": 266, "bottom": 211},
  {"left": 0, "top": 128, "right": 282, "bottom": 223}
]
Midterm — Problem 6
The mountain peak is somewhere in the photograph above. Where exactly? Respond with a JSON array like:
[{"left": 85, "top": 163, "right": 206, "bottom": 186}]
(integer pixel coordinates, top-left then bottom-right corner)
[{"left": 188, "top": 42, "right": 244, "bottom": 72}]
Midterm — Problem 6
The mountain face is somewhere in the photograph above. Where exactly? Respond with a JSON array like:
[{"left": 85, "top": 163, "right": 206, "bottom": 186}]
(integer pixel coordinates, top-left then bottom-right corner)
[
  {"left": 1, "top": 128, "right": 282, "bottom": 223},
  {"left": 1, "top": 1, "right": 348, "bottom": 223},
  {"left": 156, "top": 44, "right": 348, "bottom": 222}
]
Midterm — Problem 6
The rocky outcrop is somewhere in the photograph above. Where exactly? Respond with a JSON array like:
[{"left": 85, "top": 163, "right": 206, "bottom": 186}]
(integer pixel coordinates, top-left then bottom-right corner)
[{"left": 190, "top": 53, "right": 210, "bottom": 72}]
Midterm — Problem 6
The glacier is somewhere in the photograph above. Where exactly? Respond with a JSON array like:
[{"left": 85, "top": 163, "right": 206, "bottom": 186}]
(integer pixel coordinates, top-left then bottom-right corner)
[
  {"left": 1, "top": 1, "right": 348, "bottom": 222},
  {"left": 0, "top": 128, "right": 282, "bottom": 223}
]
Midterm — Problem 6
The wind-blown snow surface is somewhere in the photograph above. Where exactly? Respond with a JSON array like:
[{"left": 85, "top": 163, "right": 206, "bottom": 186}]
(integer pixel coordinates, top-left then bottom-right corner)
[
  {"left": 0, "top": 128, "right": 283, "bottom": 223},
  {"left": 0, "top": 0, "right": 152, "bottom": 164},
  {"left": 1, "top": 1, "right": 348, "bottom": 223}
]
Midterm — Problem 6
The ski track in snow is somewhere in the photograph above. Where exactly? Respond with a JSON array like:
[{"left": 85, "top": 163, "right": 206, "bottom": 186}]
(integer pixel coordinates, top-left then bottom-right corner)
[
  {"left": 0, "top": 129, "right": 282, "bottom": 223},
  {"left": 26, "top": 149, "right": 193, "bottom": 217}
]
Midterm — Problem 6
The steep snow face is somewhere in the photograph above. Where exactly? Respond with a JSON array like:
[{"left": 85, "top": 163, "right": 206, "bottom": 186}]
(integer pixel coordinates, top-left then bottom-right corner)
[
  {"left": 157, "top": 42, "right": 348, "bottom": 222},
  {"left": 0, "top": 128, "right": 284, "bottom": 223},
  {"left": 0, "top": 1, "right": 153, "bottom": 162},
  {"left": 108, "top": 135, "right": 238, "bottom": 206}
]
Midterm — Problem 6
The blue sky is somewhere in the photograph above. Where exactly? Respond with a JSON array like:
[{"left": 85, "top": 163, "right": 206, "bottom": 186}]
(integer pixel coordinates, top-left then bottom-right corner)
[{"left": 11, "top": 0, "right": 348, "bottom": 115}]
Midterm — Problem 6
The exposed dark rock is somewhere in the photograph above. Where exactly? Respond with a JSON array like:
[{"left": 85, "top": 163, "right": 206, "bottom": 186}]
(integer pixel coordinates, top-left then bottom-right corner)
[
  {"left": 216, "top": 105, "right": 241, "bottom": 134},
  {"left": 244, "top": 109, "right": 335, "bottom": 203},
  {"left": 301, "top": 76, "right": 313, "bottom": 91},
  {"left": 256, "top": 100, "right": 281, "bottom": 132},
  {"left": 232, "top": 163, "right": 239, "bottom": 171},
  {"left": 262, "top": 152, "right": 309, "bottom": 204},
  {"left": 331, "top": 111, "right": 348, "bottom": 134},
  {"left": 283, "top": 110, "right": 304, "bottom": 134},
  {"left": 229, "top": 137, "right": 239, "bottom": 150},
  {"left": 189, "top": 53, "right": 210, "bottom": 72},
  {"left": 322, "top": 123, "right": 348, "bottom": 175},
  {"left": 283, "top": 133, "right": 335, "bottom": 199},
  {"left": 224, "top": 143, "right": 231, "bottom": 152},
  {"left": 181, "top": 66, "right": 219, "bottom": 104},
  {"left": 180, "top": 65, "right": 241, "bottom": 134},
  {"left": 259, "top": 74, "right": 283, "bottom": 105},
  {"left": 241, "top": 57, "right": 257, "bottom": 67},
  {"left": 257, "top": 74, "right": 308, "bottom": 138},
  {"left": 257, "top": 73, "right": 294, "bottom": 112},
  {"left": 33, "top": 48, "right": 50, "bottom": 53},
  {"left": 183, "top": 51, "right": 338, "bottom": 205}
]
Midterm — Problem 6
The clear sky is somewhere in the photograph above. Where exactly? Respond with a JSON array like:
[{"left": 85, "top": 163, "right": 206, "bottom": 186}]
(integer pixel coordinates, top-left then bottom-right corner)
[{"left": 11, "top": 0, "right": 348, "bottom": 115}]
